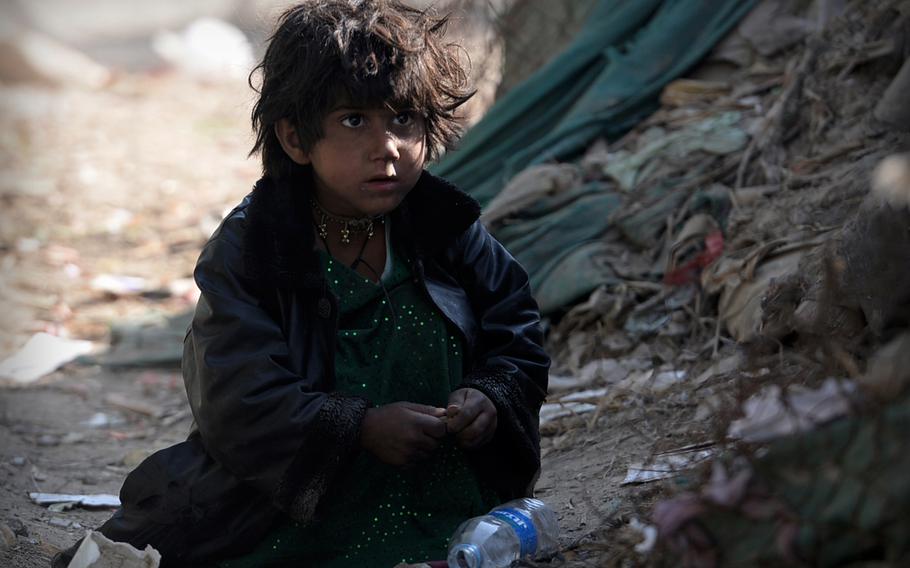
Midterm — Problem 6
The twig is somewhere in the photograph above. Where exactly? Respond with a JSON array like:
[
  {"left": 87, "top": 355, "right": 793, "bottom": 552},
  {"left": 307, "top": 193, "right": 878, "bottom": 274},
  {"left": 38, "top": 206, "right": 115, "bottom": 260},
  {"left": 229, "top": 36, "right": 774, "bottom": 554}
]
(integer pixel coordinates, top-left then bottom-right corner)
[{"left": 712, "top": 316, "right": 722, "bottom": 358}]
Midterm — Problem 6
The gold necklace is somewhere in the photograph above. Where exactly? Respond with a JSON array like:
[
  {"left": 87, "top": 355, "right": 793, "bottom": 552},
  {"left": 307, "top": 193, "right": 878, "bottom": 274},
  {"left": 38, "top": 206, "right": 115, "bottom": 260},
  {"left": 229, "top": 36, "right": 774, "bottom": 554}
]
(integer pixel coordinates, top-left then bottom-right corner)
[{"left": 310, "top": 198, "right": 382, "bottom": 244}]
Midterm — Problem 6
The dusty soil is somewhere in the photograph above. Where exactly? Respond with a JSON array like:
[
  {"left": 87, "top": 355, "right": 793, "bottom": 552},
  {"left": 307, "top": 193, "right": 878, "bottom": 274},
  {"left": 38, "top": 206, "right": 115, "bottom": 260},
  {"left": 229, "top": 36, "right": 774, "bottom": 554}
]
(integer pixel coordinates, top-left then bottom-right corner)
[
  {"left": 0, "top": 72, "right": 253, "bottom": 566},
  {"left": 0, "top": 367, "right": 193, "bottom": 567},
  {"left": 0, "top": 364, "right": 708, "bottom": 567}
]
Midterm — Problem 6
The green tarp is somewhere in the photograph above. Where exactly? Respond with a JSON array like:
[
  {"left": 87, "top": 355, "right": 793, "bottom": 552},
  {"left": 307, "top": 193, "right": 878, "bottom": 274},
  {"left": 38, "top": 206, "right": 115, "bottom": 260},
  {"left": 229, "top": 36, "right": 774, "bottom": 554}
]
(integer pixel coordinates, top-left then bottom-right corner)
[
  {"left": 433, "top": 0, "right": 756, "bottom": 206},
  {"left": 431, "top": 0, "right": 757, "bottom": 313},
  {"left": 476, "top": 112, "right": 746, "bottom": 314}
]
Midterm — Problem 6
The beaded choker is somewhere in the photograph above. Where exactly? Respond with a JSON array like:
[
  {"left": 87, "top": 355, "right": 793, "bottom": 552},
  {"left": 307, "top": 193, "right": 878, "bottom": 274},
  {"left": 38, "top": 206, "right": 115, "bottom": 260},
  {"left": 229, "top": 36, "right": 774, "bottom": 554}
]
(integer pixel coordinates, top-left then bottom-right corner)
[{"left": 311, "top": 198, "right": 383, "bottom": 244}]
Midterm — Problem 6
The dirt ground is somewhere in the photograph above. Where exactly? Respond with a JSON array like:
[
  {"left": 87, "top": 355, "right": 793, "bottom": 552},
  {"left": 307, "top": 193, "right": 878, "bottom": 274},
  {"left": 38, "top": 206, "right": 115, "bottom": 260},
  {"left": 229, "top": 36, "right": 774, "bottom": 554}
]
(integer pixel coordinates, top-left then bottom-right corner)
[
  {"left": 0, "top": 73, "right": 251, "bottom": 566},
  {"left": 2, "top": 0, "right": 910, "bottom": 566}
]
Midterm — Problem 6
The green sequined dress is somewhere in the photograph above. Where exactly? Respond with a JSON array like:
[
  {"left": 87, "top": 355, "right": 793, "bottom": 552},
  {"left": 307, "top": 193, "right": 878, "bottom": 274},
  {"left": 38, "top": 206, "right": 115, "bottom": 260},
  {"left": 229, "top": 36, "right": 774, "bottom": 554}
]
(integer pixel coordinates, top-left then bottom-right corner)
[{"left": 222, "top": 241, "right": 498, "bottom": 567}]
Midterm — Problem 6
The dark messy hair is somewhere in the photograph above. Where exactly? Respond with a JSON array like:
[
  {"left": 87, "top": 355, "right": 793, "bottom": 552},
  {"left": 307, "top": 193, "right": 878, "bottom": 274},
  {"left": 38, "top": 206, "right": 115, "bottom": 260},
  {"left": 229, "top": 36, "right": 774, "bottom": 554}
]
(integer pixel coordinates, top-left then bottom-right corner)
[{"left": 249, "top": 0, "right": 475, "bottom": 179}]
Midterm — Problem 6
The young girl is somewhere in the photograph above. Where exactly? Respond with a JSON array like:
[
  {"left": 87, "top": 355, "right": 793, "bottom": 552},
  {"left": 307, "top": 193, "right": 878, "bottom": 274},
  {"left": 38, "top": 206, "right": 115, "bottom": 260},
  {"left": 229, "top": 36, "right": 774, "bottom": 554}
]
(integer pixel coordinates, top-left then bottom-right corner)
[{"left": 56, "top": 1, "right": 548, "bottom": 566}]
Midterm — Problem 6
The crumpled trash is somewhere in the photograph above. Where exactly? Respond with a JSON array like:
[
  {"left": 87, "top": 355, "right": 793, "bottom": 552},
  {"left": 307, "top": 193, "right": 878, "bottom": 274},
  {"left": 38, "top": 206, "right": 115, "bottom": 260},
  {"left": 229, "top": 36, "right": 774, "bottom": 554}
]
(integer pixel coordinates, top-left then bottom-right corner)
[
  {"left": 481, "top": 163, "right": 582, "bottom": 228},
  {"left": 664, "top": 214, "right": 724, "bottom": 286},
  {"left": 540, "top": 385, "right": 610, "bottom": 425},
  {"left": 654, "top": 388, "right": 910, "bottom": 567},
  {"left": 628, "top": 517, "right": 659, "bottom": 554},
  {"left": 614, "top": 367, "right": 688, "bottom": 396},
  {"left": 622, "top": 443, "right": 716, "bottom": 485},
  {"left": 727, "top": 377, "right": 856, "bottom": 443},
  {"left": 602, "top": 112, "right": 748, "bottom": 192},
  {"left": 624, "top": 284, "right": 698, "bottom": 337},
  {"left": 548, "top": 358, "right": 627, "bottom": 392},
  {"left": 67, "top": 530, "right": 160, "bottom": 568},
  {"left": 701, "top": 237, "right": 822, "bottom": 342}
]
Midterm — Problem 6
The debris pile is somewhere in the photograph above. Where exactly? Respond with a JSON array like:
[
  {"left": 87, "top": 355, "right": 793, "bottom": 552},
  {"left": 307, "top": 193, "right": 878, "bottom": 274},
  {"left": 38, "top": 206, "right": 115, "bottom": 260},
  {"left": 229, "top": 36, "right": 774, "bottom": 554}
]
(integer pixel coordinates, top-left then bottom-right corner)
[{"left": 510, "top": 0, "right": 910, "bottom": 564}]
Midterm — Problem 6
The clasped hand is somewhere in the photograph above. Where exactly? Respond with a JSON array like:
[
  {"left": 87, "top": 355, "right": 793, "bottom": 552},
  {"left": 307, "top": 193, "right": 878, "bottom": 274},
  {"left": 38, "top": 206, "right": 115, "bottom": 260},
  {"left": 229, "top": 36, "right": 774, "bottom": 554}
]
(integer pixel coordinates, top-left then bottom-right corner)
[{"left": 359, "top": 388, "right": 497, "bottom": 466}]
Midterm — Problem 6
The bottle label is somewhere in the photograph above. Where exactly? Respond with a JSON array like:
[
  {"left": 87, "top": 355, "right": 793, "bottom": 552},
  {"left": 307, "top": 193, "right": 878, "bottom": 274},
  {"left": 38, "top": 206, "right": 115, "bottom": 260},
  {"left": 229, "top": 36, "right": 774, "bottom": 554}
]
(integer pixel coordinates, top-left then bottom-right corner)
[{"left": 490, "top": 508, "right": 537, "bottom": 557}]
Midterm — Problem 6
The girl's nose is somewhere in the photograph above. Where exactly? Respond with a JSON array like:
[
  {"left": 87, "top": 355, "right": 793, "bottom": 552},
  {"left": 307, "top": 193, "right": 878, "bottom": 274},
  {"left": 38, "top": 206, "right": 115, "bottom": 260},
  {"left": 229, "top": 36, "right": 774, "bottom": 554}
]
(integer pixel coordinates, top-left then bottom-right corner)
[{"left": 372, "top": 130, "right": 400, "bottom": 162}]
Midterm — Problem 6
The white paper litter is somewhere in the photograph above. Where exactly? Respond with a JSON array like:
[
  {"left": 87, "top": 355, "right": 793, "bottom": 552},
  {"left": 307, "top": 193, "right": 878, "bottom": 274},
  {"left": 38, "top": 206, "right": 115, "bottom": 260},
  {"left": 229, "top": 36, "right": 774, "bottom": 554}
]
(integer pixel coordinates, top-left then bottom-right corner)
[
  {"left": 622, "top": 443, "right": 716, "bottom": 485},
  {"left": 556, "top": 387, "right": 609, "bottom": 402},
  {"left": 539, "top": 401, "right": 598, "bottom": 424},
  {"left": 90, "top": 274, "right": 148, "bottom": 296},
  {"left": 695, "top": 352, "right": 743, "bottom": 384},
  {"left": 615, "top": 367, "right": 688, "bottom": 395},
  {"left": 548, "top": 358, "right": 628, "bottom": 392},
  {"left": 629, "top": 518, "right": 659, "bottom": 554},
  {"left": 68, "top": 530, "right": 160, "bottom": 568},
  {"left": 29, "top": 492, "right": 120, "bottom": 508},
  {"left": 727, "top": 377, "right": 855, "bottom": 442},
  {"left": 0, "top": 333, "right": 94, "bottom": 384}
]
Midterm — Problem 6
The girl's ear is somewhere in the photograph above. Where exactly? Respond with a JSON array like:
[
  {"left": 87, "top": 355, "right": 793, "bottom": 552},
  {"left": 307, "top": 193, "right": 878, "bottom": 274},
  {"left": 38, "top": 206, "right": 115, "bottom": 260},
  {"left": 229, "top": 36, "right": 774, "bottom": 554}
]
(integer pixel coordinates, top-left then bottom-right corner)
[{"left": 275, "top": 119, "right": 311, "bottom": 165}]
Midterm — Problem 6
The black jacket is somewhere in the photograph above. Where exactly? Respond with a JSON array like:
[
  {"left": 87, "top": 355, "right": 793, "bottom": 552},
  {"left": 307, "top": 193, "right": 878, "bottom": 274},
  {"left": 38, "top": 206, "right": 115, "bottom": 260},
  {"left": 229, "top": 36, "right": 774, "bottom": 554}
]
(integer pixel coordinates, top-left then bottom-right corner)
[{"left": 77, "top": 170, "right": 549, "bottom": 566}]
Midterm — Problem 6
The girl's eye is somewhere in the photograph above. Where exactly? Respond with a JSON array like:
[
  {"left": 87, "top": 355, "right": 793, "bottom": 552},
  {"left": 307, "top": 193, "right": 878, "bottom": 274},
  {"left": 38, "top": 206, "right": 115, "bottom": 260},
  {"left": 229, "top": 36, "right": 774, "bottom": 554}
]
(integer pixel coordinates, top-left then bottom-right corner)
[
  {"left": 393, "top": 112, "right": 414, "bottom": 126},
  {"left": 340, "top": 114, "right": 364, "bottom": 128}
]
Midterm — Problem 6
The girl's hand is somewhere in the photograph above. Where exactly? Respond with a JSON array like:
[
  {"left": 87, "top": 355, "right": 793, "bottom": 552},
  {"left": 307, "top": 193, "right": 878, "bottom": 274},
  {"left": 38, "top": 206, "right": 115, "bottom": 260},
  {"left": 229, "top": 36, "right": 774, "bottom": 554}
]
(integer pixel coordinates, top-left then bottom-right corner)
[
  {"left": 359, "top": 402, "right": 447, "bottom": 466},
  {"left": 445, "top": 388, "right": 498, "bottom": 450}
]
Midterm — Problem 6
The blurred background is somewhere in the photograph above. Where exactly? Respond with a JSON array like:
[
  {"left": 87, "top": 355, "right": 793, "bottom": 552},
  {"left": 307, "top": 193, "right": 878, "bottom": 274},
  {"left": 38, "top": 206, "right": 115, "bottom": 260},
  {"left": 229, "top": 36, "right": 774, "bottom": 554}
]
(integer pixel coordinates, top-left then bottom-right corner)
[{"left": 0, "top": 0, "right": 594, "bottom": 357}]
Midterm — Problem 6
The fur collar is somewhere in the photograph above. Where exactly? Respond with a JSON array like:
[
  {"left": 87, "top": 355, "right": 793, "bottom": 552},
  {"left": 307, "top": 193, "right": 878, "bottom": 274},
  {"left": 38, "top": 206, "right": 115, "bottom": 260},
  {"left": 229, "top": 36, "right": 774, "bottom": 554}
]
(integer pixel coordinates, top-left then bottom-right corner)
[{"left": 242, "top": 168, "right": 481, "bottom": 289}]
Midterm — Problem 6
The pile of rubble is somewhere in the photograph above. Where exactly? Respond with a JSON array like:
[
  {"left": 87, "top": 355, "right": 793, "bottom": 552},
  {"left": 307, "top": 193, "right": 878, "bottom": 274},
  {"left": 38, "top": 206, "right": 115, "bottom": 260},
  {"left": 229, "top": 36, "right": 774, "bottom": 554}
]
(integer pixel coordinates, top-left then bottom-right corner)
[{"left": 520, "top": 0, "right": 910, "bottom": 565}]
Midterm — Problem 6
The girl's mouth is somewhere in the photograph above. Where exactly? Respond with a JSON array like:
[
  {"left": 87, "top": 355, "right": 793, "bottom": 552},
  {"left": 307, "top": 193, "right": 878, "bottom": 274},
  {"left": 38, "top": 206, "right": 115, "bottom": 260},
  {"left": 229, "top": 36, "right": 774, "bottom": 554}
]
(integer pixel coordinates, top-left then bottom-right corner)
[{"left": 363, "top": 176, "right": 398, "bottom": 191}]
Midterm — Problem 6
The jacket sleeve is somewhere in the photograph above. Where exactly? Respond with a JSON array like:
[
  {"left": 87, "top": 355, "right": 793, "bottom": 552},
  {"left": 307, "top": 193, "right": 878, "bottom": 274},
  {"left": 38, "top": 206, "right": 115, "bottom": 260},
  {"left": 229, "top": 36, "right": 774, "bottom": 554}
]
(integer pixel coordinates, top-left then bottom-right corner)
[
  {"left": 183, "top": 214, "right": 369, "bottom": 522},
  {"left": 448, "top": 220, "right": 550, "bottom": 498}
]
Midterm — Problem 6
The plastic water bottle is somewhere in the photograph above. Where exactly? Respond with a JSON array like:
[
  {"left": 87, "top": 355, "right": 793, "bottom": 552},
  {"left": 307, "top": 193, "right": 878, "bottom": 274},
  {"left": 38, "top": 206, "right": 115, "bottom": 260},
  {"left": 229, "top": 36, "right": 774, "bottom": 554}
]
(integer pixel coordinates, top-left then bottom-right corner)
[{"left": 447, "top": 498, "right": 559, "bottom": 568}]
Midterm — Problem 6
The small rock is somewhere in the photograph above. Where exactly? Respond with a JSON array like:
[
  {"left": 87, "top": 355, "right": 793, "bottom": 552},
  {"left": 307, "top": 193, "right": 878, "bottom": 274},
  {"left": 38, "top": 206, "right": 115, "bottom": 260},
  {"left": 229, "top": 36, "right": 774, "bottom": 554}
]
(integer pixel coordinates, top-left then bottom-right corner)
[
  {"left": 10, "top": 457, "right": 26, "bottom": 467},
  {"left": 60, "top": 432, "right": 87, "bottom": 444},
  {"left": 31, "top": 466, "right": 47, "bottom": 482},
  {"left": 0, "top": 523, "right": 16, "bottom": 550},
  {"left": 7, "top": 518, "right": 28, "bottom": 537},
  {"left": 48, "top": 517, "right": 71, "bottom": 528},
  {"left": 82, "top": 412, "right": 123, "bottom": 429},
  {"left": 37, "top": 434, "right": 60, "bottom": 447}
]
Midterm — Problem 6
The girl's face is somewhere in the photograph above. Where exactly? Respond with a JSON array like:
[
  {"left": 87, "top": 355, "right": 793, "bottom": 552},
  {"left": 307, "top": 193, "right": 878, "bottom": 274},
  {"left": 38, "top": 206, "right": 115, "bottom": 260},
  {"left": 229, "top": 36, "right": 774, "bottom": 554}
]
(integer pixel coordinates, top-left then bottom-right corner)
[{"left": 284, "top": 105, "right": 427, "bottom": 218}]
